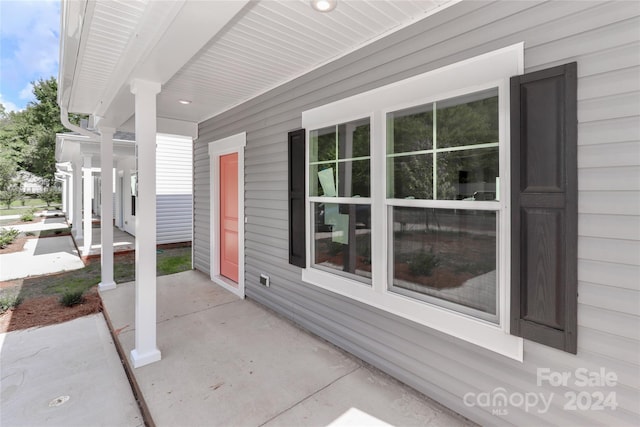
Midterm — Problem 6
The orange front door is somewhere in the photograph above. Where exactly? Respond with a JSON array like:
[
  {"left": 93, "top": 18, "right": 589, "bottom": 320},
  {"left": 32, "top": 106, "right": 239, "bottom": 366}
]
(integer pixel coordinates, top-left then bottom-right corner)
[{"left": 220, "top": 153, "right": 239, "bottom": 283}]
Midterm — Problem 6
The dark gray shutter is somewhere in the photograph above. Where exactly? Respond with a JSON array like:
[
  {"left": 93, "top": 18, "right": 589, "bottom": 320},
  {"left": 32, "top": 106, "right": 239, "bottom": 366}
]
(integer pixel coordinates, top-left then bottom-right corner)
[
  {"left": 510, "top": 63, "right": 578, "bottom": 353},
  {"left": 288, "top": 129, "right": 306, "bottom": 268}
]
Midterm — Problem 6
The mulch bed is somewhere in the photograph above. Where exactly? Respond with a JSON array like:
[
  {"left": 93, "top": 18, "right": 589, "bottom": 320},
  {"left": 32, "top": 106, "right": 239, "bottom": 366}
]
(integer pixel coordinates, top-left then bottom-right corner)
[
  {"left": 393, "top": 263, "right": 474, "bottom": 289},
  {"left": 0, "top": 236, "right": 33, "bottom": 255},
  {"left": 1, "top": 216, "right": 44, "bottom": 226},
  {"left": 0, "top": 288, "right": 102, "bottom": 333}
]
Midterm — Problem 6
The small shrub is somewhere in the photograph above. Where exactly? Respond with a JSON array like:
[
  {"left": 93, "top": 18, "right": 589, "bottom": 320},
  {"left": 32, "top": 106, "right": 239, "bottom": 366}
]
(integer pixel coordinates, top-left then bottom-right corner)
[
  {"left": 25, "top": 231, "right": 35, "bottom": 236},
  {"left": 408, "top": 250, "right": 440, "bottom": 276},
  {"left": 0, "top": 228, "right": 19, "bottom": 248},
  {"left": 0, "top": 294, "right": 23, "bottom": 314},
  {"left": 20, "top": 212, "right": 34, "bottom": 222},
  {"left": 327, "top": 241, "right": 344, "bottom": 256},
  {"left": 59, "top": 290, "right": 85, "bottom": 307}
]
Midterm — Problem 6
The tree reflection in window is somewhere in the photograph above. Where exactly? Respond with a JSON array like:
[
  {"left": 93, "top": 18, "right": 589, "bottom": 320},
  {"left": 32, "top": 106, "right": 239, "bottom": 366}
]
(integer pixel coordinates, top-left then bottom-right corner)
[{"left": 388, "top": 88, "right": 499, "bottom": 201}]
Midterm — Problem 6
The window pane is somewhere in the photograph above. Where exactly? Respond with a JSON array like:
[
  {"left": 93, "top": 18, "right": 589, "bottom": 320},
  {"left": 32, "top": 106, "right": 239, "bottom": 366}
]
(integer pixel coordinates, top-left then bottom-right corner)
[
  {"left": 310, "top": 163, "right": 335, "bottom": 197},
  {"left": 310, "top": 126, "right": 336, "bottom": 163},
  {"left": 310, "top": 160, "right": 370, "bottom": 197},
  {"left": 310, "top": 119, "right": 370, "bottom": 163},
  {"left": 436, "top": 88, "right": 498, "bottom": 149},
  {"left": 436, "top": 147, "right": 498, "bottom": 200},
  {"left": 387, "top": 153, "right": 433, "bottom": 199},
  {"left": 387, "top": 104, "right": 433, "bottom": 154},
  {"left": 390, "top": 207, "right": 497, "bottom": 319},
  {"left": 310, "top": 118, "right": 371, "bottom": 197},
  {"left": 339, "top": 160, "right": 370, "bottom": 197},
  {"left": 349, "top": 120, "right": 370, "bottom": 158},
  {"left": 314, "top": 203, "right": 371, "bottom": 282}
]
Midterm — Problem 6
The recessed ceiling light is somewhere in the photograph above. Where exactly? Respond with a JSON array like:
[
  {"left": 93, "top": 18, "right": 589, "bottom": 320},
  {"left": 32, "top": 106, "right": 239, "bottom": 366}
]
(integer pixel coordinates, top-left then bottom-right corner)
[
  {"left": 310, "top": 0, "right": 337, "bottom": 13},
  {"left": 178, "top": 99, "right": 192, "bottom": 105}
]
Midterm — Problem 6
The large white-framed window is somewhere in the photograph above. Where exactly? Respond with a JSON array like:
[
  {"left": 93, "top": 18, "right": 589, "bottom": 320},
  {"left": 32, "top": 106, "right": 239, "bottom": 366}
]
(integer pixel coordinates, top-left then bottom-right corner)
[{"left": 302, "top": 44, "right": 524, "bottom": 360}]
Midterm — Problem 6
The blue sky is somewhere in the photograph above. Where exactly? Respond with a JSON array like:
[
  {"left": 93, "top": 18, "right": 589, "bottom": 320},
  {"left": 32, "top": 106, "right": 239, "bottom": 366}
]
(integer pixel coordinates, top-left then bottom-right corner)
[{"left": 0, "top": 0, "right": 60, "bottom": 112}]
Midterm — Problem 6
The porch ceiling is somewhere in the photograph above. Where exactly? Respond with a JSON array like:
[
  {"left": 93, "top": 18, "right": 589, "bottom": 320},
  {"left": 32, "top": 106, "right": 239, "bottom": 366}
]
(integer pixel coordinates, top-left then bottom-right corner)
[{"left": 59, "top": 0, "right": 456, "bottom": 130}]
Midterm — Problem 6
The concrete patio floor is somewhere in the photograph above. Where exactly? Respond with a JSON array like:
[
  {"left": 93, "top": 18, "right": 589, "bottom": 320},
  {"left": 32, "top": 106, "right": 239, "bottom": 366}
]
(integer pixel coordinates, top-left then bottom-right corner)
[
  {"left": 74, "top": 225, "right": 135, "bottom": 258},
  {"left": 101, "top": 270, "right": 474, "bottom": 427}
]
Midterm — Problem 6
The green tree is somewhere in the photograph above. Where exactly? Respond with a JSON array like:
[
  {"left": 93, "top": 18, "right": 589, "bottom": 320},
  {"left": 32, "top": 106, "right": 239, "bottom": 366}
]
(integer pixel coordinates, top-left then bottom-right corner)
[
  {"left": 41, "top": 187, "right": 61, "bottom": 207},
  {"left": 0, "top": 77, "right": 83, "bottom": 188},
  {"left": 0, "top": 158, "right": 22, "bottom": 209},
  {"left": 0, "top": 184, "right": 22, "bottom": 209},
  {"left": 0, "top": 105, "right": 30, "bottom": 166}
]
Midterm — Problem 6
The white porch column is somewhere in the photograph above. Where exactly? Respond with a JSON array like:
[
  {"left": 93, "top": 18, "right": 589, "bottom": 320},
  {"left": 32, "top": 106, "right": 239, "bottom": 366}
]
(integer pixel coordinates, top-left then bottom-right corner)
[
  {"left": 72, "top": 158, "right": 83, "bottom": 240},
  {"left": 82, "top": 154, "right": 93, "bottom": 256},
  {"left": 99, "top": 127, "right": 116, "bottom": 290},
  {"left": 130, "top": 79, "right": 161, "bottom": 368},
  {"left": 61, "top": 177, "right": 68, "bottom": 215},
  {"left": 67, "top": 173, "right": 74, "bottom": 224}
]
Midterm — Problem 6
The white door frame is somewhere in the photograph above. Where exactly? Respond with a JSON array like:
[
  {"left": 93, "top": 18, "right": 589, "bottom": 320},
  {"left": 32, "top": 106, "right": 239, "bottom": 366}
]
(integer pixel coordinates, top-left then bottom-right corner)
[{"left": 208, "top": 132, "right": 246, "bottom": 299}]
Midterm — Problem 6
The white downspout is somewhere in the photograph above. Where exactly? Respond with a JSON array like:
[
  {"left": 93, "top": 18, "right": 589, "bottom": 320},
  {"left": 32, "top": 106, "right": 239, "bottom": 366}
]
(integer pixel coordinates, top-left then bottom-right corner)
[{"left": 60, "top": 107, "right": 99, "bottom": 140}]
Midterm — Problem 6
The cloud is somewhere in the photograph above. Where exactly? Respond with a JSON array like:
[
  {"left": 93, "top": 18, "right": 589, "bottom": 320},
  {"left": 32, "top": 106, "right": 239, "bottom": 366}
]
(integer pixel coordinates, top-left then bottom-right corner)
[
  {"left": 19, "top": 82, "right": 34, "bottom": 101},
  {"left": 0, "top": 0, "right": 60, "bottom": 109},
  {"left": 0, "top": 93, "right": 21, "bottom": 113}
]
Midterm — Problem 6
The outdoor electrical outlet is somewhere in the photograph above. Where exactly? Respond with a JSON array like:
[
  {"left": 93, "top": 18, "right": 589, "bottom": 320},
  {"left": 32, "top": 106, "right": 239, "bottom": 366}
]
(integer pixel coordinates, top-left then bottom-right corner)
[{"left": 260, "top": 274, "right": 270, "bottom": 287}]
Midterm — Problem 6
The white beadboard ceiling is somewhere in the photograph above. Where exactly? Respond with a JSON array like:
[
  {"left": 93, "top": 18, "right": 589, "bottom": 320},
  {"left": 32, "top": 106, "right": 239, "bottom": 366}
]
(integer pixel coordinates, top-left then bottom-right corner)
[
  {"left": 69, "top": 0, "right": 149, "bottom": 113},
  {"left": 63, "top": 0, "right": 455, "bottom": 128}
]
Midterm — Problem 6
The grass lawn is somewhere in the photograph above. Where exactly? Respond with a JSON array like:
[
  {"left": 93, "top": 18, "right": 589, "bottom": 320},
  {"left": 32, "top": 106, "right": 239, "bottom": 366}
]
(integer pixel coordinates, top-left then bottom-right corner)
[
  {"left": 0, "top": 199, "right": 62, "bottom": 216},
  {"left": 0, "top": 246, "right": 192, "bottom": 305}
]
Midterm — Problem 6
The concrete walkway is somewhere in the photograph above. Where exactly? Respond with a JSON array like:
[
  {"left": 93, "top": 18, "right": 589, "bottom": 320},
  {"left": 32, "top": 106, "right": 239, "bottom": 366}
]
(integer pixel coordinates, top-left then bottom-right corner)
[
  {"left": 0, "top": 314, "right": 143, "bottom": 427},
  {"left": 0, "top": 217, "right": 85, "bottom": 281},
  {"left": 101, "top": 270, "right": 473, "bottom": 427}
]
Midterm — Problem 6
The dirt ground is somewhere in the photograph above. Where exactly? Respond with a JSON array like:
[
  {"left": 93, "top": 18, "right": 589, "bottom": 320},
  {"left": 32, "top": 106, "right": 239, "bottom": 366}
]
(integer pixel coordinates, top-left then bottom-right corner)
[
  {"left": 0, "top": 246, "right": 191, "bottom": 334},
  {"left": 0, "top": 288, "right": 102, "bottom": 333},
  {"left": 0, "top": 244, "right": 102, "bottom": 333},
  {"left": 0, "top": 236, "right": 30, "bottom": 255}
]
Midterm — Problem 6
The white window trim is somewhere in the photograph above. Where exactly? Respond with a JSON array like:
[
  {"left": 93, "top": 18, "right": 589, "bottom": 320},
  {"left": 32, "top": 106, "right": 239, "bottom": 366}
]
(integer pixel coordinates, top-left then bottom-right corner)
[
  {"left": 302, "top": 43, "right": 524, "bottom": 361},
  {"left": 208, "top": 132, "right": 246, "bottom": 299}
]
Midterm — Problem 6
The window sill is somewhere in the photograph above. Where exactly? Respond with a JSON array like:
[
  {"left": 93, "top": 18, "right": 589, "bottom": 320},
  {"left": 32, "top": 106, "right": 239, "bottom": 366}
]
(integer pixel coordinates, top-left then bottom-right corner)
[{"left": 302, "top": 267, "right": 523, "bottom": 361}]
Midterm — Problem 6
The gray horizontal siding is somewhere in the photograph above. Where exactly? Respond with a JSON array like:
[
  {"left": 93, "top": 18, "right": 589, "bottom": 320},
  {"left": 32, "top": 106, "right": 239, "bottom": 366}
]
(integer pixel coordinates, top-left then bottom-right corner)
[
  {"left": 193, "top": 140, "right": 210, "bottom": 273},
  {"left": 156, "top": 135, "right": 193, "bottom": 244},
  {"left": 194, "top": 1, "right": 640, "bottom": 425}
]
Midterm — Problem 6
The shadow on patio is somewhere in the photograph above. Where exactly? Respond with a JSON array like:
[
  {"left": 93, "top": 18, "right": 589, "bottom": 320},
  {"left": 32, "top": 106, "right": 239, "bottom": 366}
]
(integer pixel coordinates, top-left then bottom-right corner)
[
  {"left": 101, "top": 270, "right": 474, "bottom": 427},
  {"left": 73, "top": 224, "right": 136, "bottom": 258}
]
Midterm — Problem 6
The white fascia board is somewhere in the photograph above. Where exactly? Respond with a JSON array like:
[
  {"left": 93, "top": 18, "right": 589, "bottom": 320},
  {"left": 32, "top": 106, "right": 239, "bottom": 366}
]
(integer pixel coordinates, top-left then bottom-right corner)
[
  {"left": 56, "top": 134, "right": 135, "bottom": 161},
  {"left": 119, "top": 116, "right": 198, "bottom": 139},
  {"left": 58, "top": 0, "right": 86, "bottom": 108},
  {"left": 60, "top": 0, "right": 97, "bottom": 113}
]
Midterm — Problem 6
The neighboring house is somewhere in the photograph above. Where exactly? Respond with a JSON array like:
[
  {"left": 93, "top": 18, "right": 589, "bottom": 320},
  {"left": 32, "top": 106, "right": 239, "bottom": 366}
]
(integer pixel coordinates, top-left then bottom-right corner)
[
  {"left": 17, "top": 171, "right": 47, "bottom": 194},
  {"left": 55, "top": 131, "right": 193, "bottom": 253},
  {"left": 57, "top": 1, "right": 639, "bottom": 425}
]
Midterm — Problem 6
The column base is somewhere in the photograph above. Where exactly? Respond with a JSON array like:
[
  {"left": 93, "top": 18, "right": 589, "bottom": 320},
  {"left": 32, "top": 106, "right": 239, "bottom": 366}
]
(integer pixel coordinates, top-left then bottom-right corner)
[
  {"left": 98, "top": 281, "right": 117, "bottom": 291},
  {"left": 130, "top": 348, "right": 162, "bottom": 368}
]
